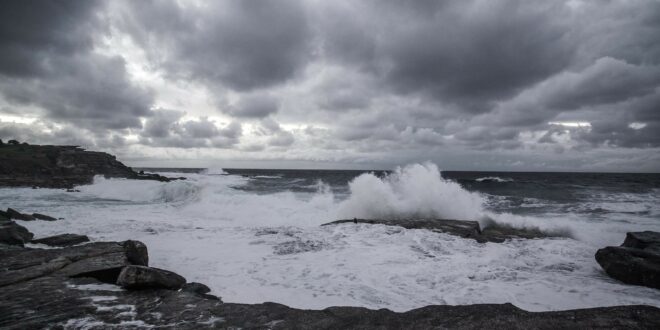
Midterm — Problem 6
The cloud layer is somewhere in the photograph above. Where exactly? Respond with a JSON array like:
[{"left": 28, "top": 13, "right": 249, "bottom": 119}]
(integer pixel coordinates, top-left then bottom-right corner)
[{"left": 1, "top": 0, "right": 659, "bottom": 171}]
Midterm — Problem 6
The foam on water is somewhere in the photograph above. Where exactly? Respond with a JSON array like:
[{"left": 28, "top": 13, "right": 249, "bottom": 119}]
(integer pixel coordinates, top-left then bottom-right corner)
[{"left": 4, "top": 163, "right": 660, "bottom": 312}]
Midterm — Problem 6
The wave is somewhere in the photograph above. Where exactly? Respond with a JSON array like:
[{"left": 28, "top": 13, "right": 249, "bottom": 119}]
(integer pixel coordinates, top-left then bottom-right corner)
[
  {"left": 337, "top": 163, "right": 486, "bottom": 221},
  {"left": 202, "top": 167, "right": 228, "bottom": 175},
  {"left": 475, "top": 176, "right": 513, "bottom": 183},
  {"left": 78, "top": 176, "right": 201, "bottom": 203}
]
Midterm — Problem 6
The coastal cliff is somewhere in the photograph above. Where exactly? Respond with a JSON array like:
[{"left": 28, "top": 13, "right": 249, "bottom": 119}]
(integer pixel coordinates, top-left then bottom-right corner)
[{"left": 0, "top": 141, "right": 174, "bottom": 188}]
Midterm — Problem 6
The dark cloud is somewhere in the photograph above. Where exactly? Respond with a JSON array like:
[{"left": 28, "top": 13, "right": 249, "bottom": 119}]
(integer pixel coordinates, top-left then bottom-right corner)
[
  {"left": 118, "top": 0, "right": 312, "bottom": 91},
  {"left": 1, "top": 0, "right": 659, "bottom": 170},
  {"left": 0, "top": 0, "right": 153, "bottom": 130},
  {"left": 229, "top": 94, "right": 279, "bottom": 118}
]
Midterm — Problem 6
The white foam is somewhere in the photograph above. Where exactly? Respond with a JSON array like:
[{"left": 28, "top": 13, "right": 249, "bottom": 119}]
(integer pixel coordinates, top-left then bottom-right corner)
[
  {"left": 337, "top": 163, "right": 485, "bottom": 221},
  {"left": 4, "top": 163, "right": 660, "bottom": 313},
  {"left": 475, "top": 176, "right": 514, "bottom": 183}
]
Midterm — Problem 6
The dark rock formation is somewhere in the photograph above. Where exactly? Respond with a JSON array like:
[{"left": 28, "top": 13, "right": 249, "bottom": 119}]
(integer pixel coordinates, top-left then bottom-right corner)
[
  {"left": 1, "top": 222, "right": 659, "bottom": 328},
  {"left": 0, "top": 219, "right": 33, "bottom": 246},
  {"left": 596, "top": 231, "right": 660, "bottom": 290},
  {"left": 0, "top": 143, "right": 179, "bottom": 188},
  {"left": 5, "top": 208, "right": 35, "bottom": 221},
  {"left": 31, "top": 233, "right": 90, "bottom": 247},
  {"left": 322, "top": 218, "right": 557, "bottom": 243},
  {"left": 32, "top": 213, "right": 57, "bottom": 221},
  {"left": 116, "top": 265, "right": 187, "bottom": 290}
]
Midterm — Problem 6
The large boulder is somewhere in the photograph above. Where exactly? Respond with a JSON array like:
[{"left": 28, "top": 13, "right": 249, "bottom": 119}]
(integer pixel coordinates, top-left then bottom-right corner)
[
  {"left": 32, "top": 234, "right": 90, "bottom": 247},
  {"left": 116, "top": 265, "right": 186, "bottom": 290},
  {"left": 0, "top": 219, "right": 34, "bottom": 246},
  {"left": 596, "top": 231, "right": 660, "bottom": 290}
]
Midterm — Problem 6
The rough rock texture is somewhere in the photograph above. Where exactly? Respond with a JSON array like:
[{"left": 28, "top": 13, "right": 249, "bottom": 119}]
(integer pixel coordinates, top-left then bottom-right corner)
[
  {"left": 117, "top": 265, "right": 187, "bottom": 290},
  {"left": 0, "top": 143, "right": 177, "bottom": 188},
  {"left": 322, "top": 218, "right": 556, "bottom": 243},
  {"left": 31, "top": 233, "right": 90, "bottom": 247},
  {"left": 1, "top": 225, "right": 659, "bottom": 328},
  {"left": 0, "top": 219, "right": 33, "bottom": 246},
  {"left": 596, "top": 231, "right": 660, "bottom": 289}
]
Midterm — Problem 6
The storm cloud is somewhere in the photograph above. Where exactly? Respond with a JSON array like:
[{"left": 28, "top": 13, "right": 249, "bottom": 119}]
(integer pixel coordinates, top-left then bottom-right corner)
[{"left": 0, "top": 0, "right": 659, "bottom": 171}]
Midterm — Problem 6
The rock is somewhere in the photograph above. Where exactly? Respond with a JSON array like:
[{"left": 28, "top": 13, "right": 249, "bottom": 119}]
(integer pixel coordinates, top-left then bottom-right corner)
[
  {"left": 0, "top": 143, "right": 180, "bottom": 188},
  {"left": 1, "top": 233, "right": 659, "bottom": 328},
  {"left": 321, "top": 218, "right": 558, "bottom": 243},
  {"left": 31, "top": 213, "right": 57, "bottom": 221},
  {"left": 31, "top": 233, "right": 90, "bottom": 247},
  {"left": 6, "top": 208, "right": 35, "bottom": 221},
  {"left": 116, "top": 265, "right": 186, "bottom": 290},
  {"left": 182, "top": 282, "right": 211, "bottom": 295},
  {"left": 596, "top": 232, "right": 660, "bottom": 290},
  {"left": 0, "top": 220, "right": 34, "bottom": 246},
  {"left": 622, "top": 231, "right": 660, "bottom": 254}
]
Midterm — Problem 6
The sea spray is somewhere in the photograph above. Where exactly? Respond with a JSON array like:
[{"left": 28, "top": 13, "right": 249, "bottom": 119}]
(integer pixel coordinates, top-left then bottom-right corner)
[{"left": 337, "top": 163, "right": 485, "bottom": 220}]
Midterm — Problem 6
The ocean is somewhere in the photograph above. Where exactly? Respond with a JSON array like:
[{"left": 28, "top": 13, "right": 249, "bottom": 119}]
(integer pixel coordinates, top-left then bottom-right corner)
[{"left": 2, "top": 163, "right": 659, "bottom": 311}]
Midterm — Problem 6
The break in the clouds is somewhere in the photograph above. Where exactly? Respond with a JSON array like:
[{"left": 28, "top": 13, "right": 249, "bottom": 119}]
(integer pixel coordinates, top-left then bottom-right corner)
[{"left": 0, "top": 0, "right": 659, "bottom": 171}]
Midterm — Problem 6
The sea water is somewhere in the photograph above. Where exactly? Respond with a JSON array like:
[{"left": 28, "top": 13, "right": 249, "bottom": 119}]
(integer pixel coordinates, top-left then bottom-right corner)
[{"left": 2, "top": 163, "right": 659, "bottom": 312}]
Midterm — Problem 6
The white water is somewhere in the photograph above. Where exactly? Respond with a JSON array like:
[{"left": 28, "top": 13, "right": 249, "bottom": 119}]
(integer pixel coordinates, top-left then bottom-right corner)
[{"left": 3, "top": 163, "right": 660, "bottom": 312}]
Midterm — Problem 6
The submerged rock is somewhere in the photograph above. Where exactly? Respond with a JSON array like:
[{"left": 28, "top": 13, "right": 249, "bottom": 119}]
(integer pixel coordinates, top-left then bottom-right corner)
[
  {"left": 32, "top": 213, "right": 57, "bottom": 221},
  {"left": 596, "top": 231, "right": 660, "bottom": 290},
  {"left": 322, "top": 218, "right": 556, "bottom": 243},
  {"left": 31, "top": 233, "right": 90, "bottom": 247},
  {"left": 116, "top": 265, "right": 186, "bottom": 290}
]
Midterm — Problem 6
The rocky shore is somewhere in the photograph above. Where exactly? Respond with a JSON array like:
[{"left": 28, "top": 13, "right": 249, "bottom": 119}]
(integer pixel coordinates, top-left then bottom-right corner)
[
  {"left": 0, "top": 141, "right": 177, "bottom": 188},
  {"left": 2, "top": 209, "right": 660, "bottom": 329}
]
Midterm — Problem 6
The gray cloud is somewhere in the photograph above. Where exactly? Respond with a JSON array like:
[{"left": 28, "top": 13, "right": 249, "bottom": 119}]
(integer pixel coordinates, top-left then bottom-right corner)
[
  {"left": 0, "top": 0, "right": 153, "bottom": 130},
  {"left": 1, "top": 0, "right": 659, "bottom": 170}
]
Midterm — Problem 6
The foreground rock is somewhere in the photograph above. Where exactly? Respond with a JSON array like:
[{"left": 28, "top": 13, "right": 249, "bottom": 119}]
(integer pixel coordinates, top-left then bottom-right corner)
[
  {"left": 0, "top": 142, "right": 178, "bottom": 188},
  {"left": 117, "top": 265, "right": 186, "bottom": 290},
  {"left": 1, "top": 222, "right": 659, "bottom": 328},
  {"left": 596, "top": 231, "right": 660, "bottom": 290},
  {"left": 31, "top": 233, "right": 90, "bottom": 247},
  {"left": 322, "top": 218, "right": 558, "bottom": 243},
  {"left": 0, "top": 219, "right": 33, "bottom": 246}
]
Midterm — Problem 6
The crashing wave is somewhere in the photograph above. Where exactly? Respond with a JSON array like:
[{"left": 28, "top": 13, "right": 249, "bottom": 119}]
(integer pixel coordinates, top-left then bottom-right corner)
[{"left": 475, "top": 176, "right": 513, "bottom": 183}]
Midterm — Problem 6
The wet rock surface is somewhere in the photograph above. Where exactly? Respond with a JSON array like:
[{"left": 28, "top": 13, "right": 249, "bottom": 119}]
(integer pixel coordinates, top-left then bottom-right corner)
[
  {"left": 0, "top": 143, "right": 178, "bottom": 188},
  {"left": 322, "top": 218, "right": 556, "bottom": 243},
  {"left": 1, "top": 219, "right": 659, "bottom": 328},
  {"left": 0, "top": 218, "right": 33, "bottom": 246},
  {"left": 31, "top": 233, "right": 90, "bottom": 247},
  {"left": 117, "top": 265, "right": 187, "bottom": 290},
  {"left": 596, "top": 231, "right": 660, "bottom": 289}
]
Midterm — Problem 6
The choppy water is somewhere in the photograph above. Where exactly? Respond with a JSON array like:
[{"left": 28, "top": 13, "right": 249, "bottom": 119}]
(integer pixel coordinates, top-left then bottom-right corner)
[{"left": 2, "top": 163, "right": 659, "bottom": 311}]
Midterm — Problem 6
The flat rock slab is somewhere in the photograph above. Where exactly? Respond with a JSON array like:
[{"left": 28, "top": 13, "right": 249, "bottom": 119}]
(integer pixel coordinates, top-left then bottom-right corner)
[
  {"left": 5, "top": 208, "right": 34, "bottom": 221},
  {"left": 32, "top": 233, "right": 90, "bottom": 247},
  {"left": 322, "top": 218, "right": 556, "bottom": 243},
  {"left": 596, "top": 231, "right": 660, "bottom": 290},
  {"left": 31, "top": 213, "right": 57, "bottom": 221},
  {"left": 117, "top": 265, "right": 186, "bottom": 290}
]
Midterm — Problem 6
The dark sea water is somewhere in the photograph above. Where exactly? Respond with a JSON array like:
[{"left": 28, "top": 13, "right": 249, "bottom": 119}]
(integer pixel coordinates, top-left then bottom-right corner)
[{"left": 4, "top": 163, "right": 660, "bottom": 311}]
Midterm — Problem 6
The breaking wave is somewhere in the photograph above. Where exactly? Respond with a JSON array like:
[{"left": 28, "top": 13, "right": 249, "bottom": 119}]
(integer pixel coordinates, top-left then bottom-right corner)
[
  {"left": 475, "top": 176, "right": 513, "bottom": 183},
  {"left": 337, "top": 163, "right": 486, "bottom": 220}
]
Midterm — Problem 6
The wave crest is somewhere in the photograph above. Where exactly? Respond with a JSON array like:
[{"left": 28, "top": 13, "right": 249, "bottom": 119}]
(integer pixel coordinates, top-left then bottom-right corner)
[{"left": 337, "top": 163, "right": 485, "bottom": 220}]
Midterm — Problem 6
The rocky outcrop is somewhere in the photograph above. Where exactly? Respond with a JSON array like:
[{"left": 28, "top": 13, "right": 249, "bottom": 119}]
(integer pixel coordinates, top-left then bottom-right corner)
[
  {"left": 596, "top": 231, "right": 660, "bottom": 290},
  {"left": 322, "top": 218, "right": 557, "bottom": 243},
  {"left": 117, "top": 265, "right": 187, "bottom": 290},
  {"left": 5, "top": 208, "right": 35, "bottom": 221},
  {"left": 0, "top": 219, "right": 33, "bottom": 246},
  {"left": 31, "top": 233, "right": 90, "bottom": 247},
  {"left": 1, "top": 221, "right": 659, "bottom": 328},
  {"left": 0, "top": 143, "right": 178, "bottom": 188}
]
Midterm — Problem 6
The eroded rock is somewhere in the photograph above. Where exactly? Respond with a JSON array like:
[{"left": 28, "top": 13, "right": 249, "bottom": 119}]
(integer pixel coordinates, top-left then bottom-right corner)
[
  {"left": 6, "top": 208, "right": 35, "bottom": 221},
  {"left": 596, "top": 231, "right": 660, "bottom": 290},
  {"left": 32, "top": 213, "right": 57, "bottom": 221},
  {"left": 0, "top": 220, "right": 34, "bottom": 246},
  {"left": 116, "top": 265, "right": 186, "bottom": 290}
]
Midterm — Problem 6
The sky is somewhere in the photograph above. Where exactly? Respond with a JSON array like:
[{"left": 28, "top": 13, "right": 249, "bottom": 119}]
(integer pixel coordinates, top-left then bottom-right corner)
[{"left": 0, "top": 0, "right": 659, "bottom": 172}]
